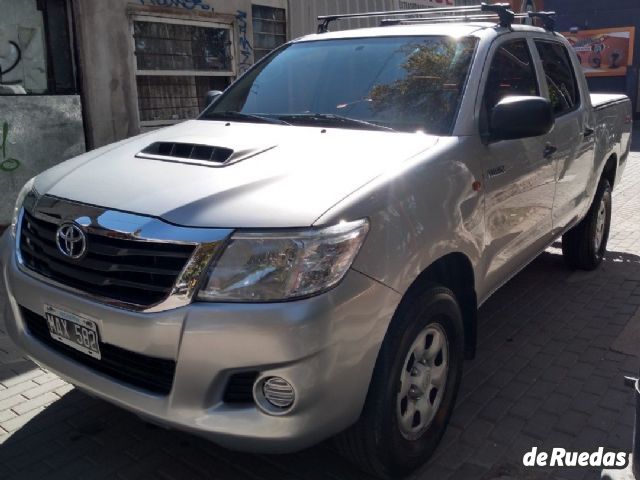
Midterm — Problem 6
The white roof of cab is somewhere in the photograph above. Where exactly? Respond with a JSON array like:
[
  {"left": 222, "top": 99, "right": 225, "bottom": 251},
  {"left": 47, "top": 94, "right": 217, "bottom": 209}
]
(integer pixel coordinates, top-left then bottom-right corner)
[{"left": 295, "top": 22, "right": 549, "bottom": 43}]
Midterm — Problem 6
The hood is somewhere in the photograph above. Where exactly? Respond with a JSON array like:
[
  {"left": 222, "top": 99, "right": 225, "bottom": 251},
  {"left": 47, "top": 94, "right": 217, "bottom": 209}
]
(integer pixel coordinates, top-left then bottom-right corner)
[{"left": 36, "top": 120, "right": 439, "bottom": 228}]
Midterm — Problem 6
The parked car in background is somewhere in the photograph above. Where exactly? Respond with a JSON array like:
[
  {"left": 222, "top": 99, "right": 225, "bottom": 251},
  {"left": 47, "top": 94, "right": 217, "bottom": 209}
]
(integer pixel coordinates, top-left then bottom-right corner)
[{"left": 1, "top": 6, "right": 631, "bottom": 478}]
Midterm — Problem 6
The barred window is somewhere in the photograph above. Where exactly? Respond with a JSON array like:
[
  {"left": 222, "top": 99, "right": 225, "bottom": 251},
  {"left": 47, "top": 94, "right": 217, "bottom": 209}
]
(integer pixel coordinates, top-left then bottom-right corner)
[
  {"left": 133, "top": 18, "right": 234, "bottom": 127},
  {"left": 252, "top": 5, "right": 286, "bottom": 62}
]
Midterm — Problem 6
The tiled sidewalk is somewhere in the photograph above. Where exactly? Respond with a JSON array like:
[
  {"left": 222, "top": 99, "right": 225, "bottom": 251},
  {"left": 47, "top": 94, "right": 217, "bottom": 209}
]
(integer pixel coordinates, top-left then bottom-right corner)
[{"left": 1, "top": 150, "right": 639, "bottom": 479}]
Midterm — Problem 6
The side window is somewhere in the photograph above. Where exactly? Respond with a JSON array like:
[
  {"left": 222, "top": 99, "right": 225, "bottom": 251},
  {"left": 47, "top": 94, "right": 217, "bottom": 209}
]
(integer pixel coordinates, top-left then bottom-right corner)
[
  {"left": 535, "top": 41, "right": 580, "bottom": 116},
  {"left": 484, "top": 39, "right": 539, "bottom": 113}
]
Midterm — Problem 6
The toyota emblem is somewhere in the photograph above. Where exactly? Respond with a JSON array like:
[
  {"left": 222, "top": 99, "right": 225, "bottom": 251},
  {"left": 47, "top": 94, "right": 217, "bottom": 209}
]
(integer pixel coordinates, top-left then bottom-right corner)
[{"left": 56, "top": 223, "right": 87, "bottom": 260}]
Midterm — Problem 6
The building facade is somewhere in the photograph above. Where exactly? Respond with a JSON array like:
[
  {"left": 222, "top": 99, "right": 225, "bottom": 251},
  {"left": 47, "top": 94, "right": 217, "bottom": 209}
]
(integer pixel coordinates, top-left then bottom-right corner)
[
  {"left": 73, "top": 0, "right": 290, "bottom": 148},
  {"left": 0, "top": 0, "right": 85, "bottom": 223}
]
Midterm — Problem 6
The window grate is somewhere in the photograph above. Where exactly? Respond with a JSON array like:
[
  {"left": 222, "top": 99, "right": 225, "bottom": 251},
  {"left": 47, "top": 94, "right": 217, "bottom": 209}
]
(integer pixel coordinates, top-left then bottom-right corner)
[
  {"left": 136, "top": 75, "right": 228, "bottom": 122},
  {"left": 252, "top": 5, "right": 287, "bottom": 62},
  {"left": 132, "top": 18, "right": 233, "bottom": 126},
  {"left": 134, "top": 21, "right": 232, "bottom": 72}
]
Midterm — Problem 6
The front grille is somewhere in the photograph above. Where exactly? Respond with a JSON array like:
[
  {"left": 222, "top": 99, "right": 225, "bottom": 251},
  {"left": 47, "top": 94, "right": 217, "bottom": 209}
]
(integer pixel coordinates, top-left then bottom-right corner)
[
  {"left": 19, "top": 210, "right": 195, "bottom": 307},
  {"left": 223, "top": 372, "right": 259, "bottom": 403},
  {"left": 21, "top": 307, "right": 176, "bottom": 395}
]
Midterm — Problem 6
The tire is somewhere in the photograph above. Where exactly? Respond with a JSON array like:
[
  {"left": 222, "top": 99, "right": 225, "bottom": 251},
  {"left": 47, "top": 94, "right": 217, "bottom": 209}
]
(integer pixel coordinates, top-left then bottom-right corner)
[
  {"left": 562, "top": 178, "right": 612, "bottom": 270},
  {"left": 335, "top": 286, "right": 464, "bottom": 479}
]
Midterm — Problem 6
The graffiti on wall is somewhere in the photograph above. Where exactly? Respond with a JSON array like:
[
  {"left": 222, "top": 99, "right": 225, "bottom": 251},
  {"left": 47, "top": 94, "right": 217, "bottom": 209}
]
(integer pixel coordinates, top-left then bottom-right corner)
[
  {"left": 0, "top": 96, "right": 85, "bottom": 223},
  {"left": 236, "top": 10, "right": 253, "bottom": 75},
  {"left": 137, "top": 0, "right": 212, "bottom": 10},
  {"left": 1, "top": 122, "right": 20, "bottom": 172},
  {"left": 0, "top": 0, "right": 50, "bottom": 93},
  {"left": 0, "top": 40, "right": 22, "bottom": 85}
]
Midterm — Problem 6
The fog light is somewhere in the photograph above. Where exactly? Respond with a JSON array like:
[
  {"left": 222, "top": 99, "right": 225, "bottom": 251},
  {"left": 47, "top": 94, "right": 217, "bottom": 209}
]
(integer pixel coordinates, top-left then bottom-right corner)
[{"left": 262, "top": 377, "right": 295, "bottom": 409}]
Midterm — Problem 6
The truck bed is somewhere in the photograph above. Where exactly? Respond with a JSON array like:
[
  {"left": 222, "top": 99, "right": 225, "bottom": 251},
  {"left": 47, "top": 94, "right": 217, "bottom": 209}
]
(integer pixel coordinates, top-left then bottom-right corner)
[
  {"left": 591, "top": 93, "right": 632, "bottom": 186},
  {"left": 591, "top": 93, "right": 630, "bottom": 110}
]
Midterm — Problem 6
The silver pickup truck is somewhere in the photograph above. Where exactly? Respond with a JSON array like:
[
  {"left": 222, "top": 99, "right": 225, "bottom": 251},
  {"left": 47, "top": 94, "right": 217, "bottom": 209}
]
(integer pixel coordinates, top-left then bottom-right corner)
[{"left": 0, "top": 11, "right": 632, "bottom": 479}]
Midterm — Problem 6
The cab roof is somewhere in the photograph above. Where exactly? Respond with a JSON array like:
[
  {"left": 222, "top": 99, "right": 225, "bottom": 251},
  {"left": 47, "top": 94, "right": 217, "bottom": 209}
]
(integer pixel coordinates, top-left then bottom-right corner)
[{"left": 295, "top": 22, "right": 550, "bottom": 43}]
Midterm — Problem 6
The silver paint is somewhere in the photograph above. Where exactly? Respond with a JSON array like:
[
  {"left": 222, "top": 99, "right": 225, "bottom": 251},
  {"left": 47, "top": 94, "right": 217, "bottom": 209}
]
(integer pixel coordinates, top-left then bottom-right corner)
[{"left": 0, "top": 22, "right": 632, "bottom": 453}]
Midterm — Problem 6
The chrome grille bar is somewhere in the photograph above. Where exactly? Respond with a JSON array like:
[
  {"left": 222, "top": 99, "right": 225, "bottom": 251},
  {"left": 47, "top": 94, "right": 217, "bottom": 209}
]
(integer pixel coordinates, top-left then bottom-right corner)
[{"left": 16, "top": 194, "right": 232, "bottom": 313}]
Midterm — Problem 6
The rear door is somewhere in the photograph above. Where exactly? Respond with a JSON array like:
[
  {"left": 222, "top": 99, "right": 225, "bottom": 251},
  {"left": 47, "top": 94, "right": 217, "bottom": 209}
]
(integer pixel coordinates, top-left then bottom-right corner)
[
  {"left": 480, "top": 36, "right": 557, "bottom": 292},
  {"left": 532, "top": 39, "right": 594, "bottom": 231}
]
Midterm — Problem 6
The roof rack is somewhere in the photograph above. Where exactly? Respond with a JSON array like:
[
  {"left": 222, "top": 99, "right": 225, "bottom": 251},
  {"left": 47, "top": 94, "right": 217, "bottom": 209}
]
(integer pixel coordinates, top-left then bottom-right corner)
[
  {"left": 528, "top": 11, "right": 556, "bottom": 31},
  {"left": 380, "top": 13, "right": 529, "bottom": 27},
  {"left": 317, "top": 3, "right": 555, "bottom": 33}
]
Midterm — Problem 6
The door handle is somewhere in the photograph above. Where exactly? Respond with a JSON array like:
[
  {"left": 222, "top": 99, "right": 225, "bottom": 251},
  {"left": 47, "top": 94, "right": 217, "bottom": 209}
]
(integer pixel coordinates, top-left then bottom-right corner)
[
  {"left": 583, "top": 127, "right": 595, "bottom": 138},
  {"left": 543, "top": 144, "right": 557, "bottom": 159}
]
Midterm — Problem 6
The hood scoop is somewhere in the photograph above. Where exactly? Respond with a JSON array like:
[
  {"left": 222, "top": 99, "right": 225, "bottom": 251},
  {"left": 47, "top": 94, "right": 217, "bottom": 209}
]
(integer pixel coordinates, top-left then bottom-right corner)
[{"left": 137, "top": 142, "right": 235, "bottom": 166}]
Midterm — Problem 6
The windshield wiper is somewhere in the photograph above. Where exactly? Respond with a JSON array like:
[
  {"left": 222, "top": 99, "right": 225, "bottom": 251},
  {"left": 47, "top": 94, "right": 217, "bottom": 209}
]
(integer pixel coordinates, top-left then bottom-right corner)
[
  {"left": 204, "top": 111, "right": 290, "bottom": 125},
  {"left": 277, "top": 113, "right": 395, "bottom": 132}
]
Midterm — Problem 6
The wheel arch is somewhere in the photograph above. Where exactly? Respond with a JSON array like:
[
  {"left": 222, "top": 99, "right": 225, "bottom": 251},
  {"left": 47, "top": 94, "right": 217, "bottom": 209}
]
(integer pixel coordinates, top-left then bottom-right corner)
[{"left": 399, "top": 252, "right": 478, "bottom": 360}]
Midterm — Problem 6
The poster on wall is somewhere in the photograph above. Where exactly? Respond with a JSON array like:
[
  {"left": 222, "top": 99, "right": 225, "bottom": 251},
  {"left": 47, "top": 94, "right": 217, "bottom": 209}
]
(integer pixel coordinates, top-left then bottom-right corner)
[{"left": 562, "top": 27, "right": 635, "bottom": 77}]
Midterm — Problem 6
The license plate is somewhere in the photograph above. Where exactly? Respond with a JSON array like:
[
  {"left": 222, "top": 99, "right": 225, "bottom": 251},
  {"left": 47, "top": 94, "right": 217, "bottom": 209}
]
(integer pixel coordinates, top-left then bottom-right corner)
[{"left": 44, "top": 305, "right": 101, "bottom": 360}]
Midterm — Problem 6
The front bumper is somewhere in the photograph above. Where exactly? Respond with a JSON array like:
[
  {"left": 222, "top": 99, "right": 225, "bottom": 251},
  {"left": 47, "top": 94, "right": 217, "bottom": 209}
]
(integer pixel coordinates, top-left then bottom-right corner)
[{"left": 0, "top": 230, "right": 400, "bottom": 452}]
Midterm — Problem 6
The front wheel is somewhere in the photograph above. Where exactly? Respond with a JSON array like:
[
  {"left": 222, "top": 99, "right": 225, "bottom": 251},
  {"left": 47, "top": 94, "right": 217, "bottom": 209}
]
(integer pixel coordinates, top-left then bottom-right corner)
[
  {"left": 562, "top": 178, "right": 612, "bottom": 270},
  {"left": 335, "top": 286, "right": 464, "bottom": 479}
]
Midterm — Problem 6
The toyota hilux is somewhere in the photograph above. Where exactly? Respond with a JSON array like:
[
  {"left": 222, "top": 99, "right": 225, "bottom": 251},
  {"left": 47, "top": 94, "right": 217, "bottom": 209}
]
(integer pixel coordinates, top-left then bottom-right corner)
[{"left": 0, "top": 7, "right": 632, "bottom": 479}]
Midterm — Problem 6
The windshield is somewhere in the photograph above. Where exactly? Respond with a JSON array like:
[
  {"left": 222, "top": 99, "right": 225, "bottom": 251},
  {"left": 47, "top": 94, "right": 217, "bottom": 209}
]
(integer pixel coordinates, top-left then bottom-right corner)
[{"left": 202, "top": 36, "right": 477, "bottom": 135}]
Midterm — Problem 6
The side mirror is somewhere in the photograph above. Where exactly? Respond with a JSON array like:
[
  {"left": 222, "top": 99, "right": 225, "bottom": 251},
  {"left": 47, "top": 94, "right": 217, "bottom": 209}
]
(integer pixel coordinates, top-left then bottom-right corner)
[
  {"left": 205, "top": 90, "right": 223, "bottom": 108},
  {"left": 489, "top": 96, "right": 554, "bottom": 142}
]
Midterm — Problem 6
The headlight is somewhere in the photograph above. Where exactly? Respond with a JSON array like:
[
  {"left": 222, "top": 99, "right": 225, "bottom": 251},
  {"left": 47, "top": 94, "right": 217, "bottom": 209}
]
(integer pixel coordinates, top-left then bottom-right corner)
[
  {"left": 10, "top": 177, "right": 36, "bottom": 238},
  {"left": 197, "top": 219, "right": 369, "bottom": 302}
]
